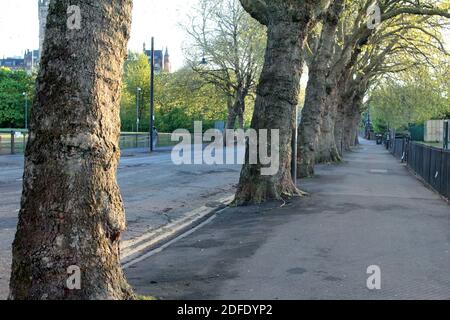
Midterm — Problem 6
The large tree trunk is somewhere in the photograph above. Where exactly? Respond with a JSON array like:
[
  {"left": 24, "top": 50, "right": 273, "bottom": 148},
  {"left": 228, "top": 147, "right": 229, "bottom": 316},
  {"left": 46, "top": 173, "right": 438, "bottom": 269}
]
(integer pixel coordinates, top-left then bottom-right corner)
[
  {"left": 351, "top": 111, "right": 362, "bottom": 147},
  {"left": 339, "top": 82, "right": 364, "bottom": 151},
  {"left": 316, "top": 89, "right": 342, "bottom": 163},
  {"left": 9, "top": 0, "right": 134, "bottom": 300},
  {"left": 226, "top": 104, "right": 238, "bottom": 129},
  {"left": 342, "top": 103, "right": 355, "bottom": 150},
  {"left": 234, "top": 18, "right": 311, "bottom": 205},
  {"left": 332, "top": 101, "right": 344, "bottom": 156},
  {"left": 297, "top": 0, "right": 344, "bottom": 178},
  {"left": 344, "top": 103, "right": 361, "bottom": 150},
  {"left": 226, "top": 87, "right": 247, "bottom": 129}
]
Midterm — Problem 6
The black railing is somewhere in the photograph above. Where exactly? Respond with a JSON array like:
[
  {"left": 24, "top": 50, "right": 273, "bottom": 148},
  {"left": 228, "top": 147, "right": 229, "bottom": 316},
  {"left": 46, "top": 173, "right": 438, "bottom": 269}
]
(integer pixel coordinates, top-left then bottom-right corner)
[
  {"left": 0, "top": 130, "right": 179, "bottom": 155},
  {"left": 389, "top": 137, "right": 450, "bottom": 200}
]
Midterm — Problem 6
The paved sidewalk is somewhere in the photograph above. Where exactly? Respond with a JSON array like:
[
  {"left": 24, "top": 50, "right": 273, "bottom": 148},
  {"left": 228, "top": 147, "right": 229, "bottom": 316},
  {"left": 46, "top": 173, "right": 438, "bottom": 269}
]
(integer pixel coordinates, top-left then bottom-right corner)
[{"left": 126, "top": 139, "right": 450, "bottom": 300}]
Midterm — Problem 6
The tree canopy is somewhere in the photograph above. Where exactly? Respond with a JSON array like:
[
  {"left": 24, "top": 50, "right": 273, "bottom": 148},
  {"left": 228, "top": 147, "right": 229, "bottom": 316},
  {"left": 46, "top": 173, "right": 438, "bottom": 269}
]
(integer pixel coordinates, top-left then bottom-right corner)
[
  {"left": 0, "top": 68, "right": 35, "bottom": 128},
  {"left": 120, "top": 53, "right": 232, "bottom": 133}
]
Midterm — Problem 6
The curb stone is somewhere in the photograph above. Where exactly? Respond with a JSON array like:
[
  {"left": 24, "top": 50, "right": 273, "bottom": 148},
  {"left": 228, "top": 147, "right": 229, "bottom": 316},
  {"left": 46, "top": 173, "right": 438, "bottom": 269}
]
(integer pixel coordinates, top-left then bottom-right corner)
[{"left": 120, "top": 195, "right": 234, "bottom": 265}]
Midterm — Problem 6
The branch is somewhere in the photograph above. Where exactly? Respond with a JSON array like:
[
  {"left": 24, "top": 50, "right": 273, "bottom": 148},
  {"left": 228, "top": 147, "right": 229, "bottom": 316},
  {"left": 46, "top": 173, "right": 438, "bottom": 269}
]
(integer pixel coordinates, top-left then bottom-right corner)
[
  {"left": 383, "top": 7, "right": 450, "bottom": 21},
  {"left": 239, "top": 0, "right": 269, "bottom": 25}
]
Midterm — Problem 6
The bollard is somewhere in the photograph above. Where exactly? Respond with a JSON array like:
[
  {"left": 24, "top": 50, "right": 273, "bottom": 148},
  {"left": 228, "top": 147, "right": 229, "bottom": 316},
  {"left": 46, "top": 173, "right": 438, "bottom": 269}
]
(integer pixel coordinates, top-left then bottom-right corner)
[{"left": 10, "top": 130, "right": 15, "bottom": 155}]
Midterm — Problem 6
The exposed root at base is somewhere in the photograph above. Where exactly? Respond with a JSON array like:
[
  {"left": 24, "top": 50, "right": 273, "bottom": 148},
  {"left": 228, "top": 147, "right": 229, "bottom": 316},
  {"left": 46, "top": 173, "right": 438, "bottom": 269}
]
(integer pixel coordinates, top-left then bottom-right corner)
[{"left": 233, "top": 182, "right": 308, "bottom": 207}]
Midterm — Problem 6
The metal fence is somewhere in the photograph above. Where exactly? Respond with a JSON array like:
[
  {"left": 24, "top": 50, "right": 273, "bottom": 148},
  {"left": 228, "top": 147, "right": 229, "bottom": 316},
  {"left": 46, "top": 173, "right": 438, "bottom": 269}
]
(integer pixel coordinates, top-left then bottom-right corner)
[
  {"left": 389, "top": 137, "right": 450, "bottom": 200},
  {"left": 0, "top": 130, "right": 180, "bottom": 155},
  {"left": 0, "top": 130, "right": 29, "bottom": 155}
]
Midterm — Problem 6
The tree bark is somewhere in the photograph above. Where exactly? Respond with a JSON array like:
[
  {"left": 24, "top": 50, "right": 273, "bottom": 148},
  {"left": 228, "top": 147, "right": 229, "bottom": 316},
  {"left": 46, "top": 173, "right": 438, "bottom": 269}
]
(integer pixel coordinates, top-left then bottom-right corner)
[
  {"left": 234, "top": 16, "right": 311, "bottom": 205},
  {"left": 343, "top": 102, "right": 361, "bottom": 150},
  {"left": 9, "top": 0, "right": 135, "bottom": 300},
  {"left": 297, "top": 0, "right": 344, "bottom": 178},
  {"left": 316, "top": 100, "right": 342, "bottom": 163},
  {"left": 226, "top": 104, "right": 237, "bottom": 129}
]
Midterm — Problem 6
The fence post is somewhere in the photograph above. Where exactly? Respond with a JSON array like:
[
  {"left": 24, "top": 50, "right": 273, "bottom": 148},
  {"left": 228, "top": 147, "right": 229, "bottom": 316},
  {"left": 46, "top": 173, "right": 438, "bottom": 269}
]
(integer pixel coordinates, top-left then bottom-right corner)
[{"left": 444, "top": 121, "right": 449, "bottom": 150}]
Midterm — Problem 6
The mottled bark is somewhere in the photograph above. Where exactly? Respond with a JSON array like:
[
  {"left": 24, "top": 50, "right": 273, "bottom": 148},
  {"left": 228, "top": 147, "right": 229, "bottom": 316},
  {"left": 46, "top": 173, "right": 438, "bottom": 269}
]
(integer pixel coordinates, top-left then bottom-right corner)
[
  {"left": 226, "top": 87, "right": 247, "bottom": 129},
  {"left": 9, "top": 0, "right": 134, "bottom": 300},
  {"left": 297, "top": 0, "right": 344, "bottom": 178},
  {"left": 337, "top": 77, "right": 365, "bottom": 152},
  {"left": 226, "top": 105, "right": 238, "bottom": 130},
  {"left": 235, "top": 10, "right": 313, "bottom": 204},
  {"left": 343, "top": 103, "right": 361, "bottom": 150},
  {"left": 316, "top": 94, "right": 341, "bottom": 163}
]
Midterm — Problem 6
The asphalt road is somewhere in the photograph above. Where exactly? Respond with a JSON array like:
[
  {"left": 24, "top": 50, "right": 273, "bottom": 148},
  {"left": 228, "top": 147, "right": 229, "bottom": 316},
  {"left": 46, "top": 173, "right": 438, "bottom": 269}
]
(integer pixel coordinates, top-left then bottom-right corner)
[
  {"left": 126, "top": 140, "right": 450, "bottom": 300},
  {"left": 0, "top": 146, "right": 241, "bottom": 299}
]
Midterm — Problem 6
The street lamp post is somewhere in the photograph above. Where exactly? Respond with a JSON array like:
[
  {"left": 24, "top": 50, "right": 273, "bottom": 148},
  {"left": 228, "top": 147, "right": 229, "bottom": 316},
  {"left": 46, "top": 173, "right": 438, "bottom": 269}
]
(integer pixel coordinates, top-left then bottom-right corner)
[
  {"left": 150, "top": 37, "right": 155, "bottom": 152},
  {"left": 291, "top": 106, "right": 298, "bottom": 186},
  {"left": 22, "top": 92, "right": 28, "bottom": 130},
  {"left": 136, "top": 87, "right": 141, "bottom": 133}
]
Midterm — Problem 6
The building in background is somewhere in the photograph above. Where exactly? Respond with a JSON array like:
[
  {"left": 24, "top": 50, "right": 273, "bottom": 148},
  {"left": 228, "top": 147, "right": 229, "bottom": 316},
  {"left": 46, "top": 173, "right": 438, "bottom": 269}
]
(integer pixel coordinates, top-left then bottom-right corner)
[
  {"left": 0, "top": 1, "right": 48, "bottom": 73},
  {"left": 0, "top": 50, "right": 39, "bottom": 73},
  {"left": 24, "top": 50, "right": 40, "bottom": 71},
  {"left": 143, "top": 43, "right": 171, "bottom": 73},
  {"left": 0, "top": 57, "right": 25, "bottom": 71},
  {"left": 163, "top": 47, "right": 171, "bottom": 73}
]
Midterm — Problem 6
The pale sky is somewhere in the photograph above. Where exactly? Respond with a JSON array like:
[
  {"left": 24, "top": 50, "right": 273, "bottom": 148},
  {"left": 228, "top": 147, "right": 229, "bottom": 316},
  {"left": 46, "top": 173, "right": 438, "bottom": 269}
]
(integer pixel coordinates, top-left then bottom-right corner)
[{"left": 0, "top": 0, "right": 199, "bottom": 70}]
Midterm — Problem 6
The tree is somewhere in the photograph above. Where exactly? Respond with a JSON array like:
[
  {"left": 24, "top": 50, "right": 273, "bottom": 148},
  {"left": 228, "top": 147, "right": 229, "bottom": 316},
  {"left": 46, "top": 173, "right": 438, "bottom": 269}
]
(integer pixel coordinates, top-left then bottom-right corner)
[
  {"left": 297, "top": 0, "right": 345, "bottom": 178},
  {"left": 120, "top": 55, "right": 229, "bottom": 133},
  {"left": 297, "top": 0, "right": 450, "bottom": 177},
  {"left": 234, "top": 0, "right": 329, "bottom": 205},
  {"left": 121, "top": 53, "right": 150, "bottom": 132},
  {"left": 339, "top": 12, "right": 450, "bottom": 148},
  {"left": 0, "top": 68, "right": 35, "bottom": 128},
  {"left": 9, "top": 0, "right": 135, "bottom": 300},
  {"left": 184, "top": 0, "right": 266, "bottom": 129},
  {"left": 370, "top": 65, "right": 450, "bottom": 131}
]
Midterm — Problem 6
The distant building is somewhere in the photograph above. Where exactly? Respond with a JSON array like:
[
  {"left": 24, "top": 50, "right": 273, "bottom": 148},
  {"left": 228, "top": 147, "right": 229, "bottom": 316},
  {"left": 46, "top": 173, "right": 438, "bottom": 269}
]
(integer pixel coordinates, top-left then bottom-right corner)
[
  {"left": 0, "top": 50, "right": 39, "bottom": 73},
  {"left": 143, "top": 43, "right": 171, "bottom": 73},
  {"left": 164, "top": 47, "right": 171, "bottom": 73},
  {"left": 0, "top": 57, "right": 25, "bottom": 71},
  {"left": 24, "top": 50, "right": 40, "bottom": 71},
  {"left": 0, "top": 1, "right": 48, "bottom": 73}
]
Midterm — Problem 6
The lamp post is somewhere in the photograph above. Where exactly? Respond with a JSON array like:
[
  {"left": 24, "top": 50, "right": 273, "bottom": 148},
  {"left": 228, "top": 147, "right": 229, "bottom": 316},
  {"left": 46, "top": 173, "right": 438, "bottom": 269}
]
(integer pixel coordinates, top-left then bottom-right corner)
[
  {"left": 22, "top": 92, "right": 28, "bottom": 130},
  {"left": 150, "top": 37, "right": 155, "bottom": 152},
  {"left": 136, "top": 87, "right": 141, "bottom": 133},
  {"left": 291, "top": 106, "right": 298, "bottom": 186}
]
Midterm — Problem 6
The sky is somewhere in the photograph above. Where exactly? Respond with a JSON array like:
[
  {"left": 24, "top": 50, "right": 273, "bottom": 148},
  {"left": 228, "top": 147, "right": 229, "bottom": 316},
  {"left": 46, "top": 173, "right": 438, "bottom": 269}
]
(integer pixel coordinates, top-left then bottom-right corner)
[{"left": 0, "top": 0, "right": 199, "bottom": 70}]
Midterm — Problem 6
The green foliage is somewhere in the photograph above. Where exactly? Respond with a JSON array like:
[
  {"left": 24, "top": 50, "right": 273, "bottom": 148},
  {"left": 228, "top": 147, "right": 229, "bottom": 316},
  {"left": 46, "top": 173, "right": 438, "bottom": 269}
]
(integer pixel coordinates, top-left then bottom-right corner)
[
  {"left": 0, "top": 68, "right": 35, "bottom": 128},
  {"left": 120, "top": 53, "right": 229, "bottom": 133},
  {"left": 369, "top": 65, "right": 450, "bottom": 132}
]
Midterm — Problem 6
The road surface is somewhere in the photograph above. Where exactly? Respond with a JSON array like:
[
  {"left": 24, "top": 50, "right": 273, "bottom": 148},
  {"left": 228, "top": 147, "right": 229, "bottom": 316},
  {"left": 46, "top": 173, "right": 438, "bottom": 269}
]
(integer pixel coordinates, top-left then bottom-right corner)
[{"left": 0, "top": 147, "right": 241, "bottom": 299}]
